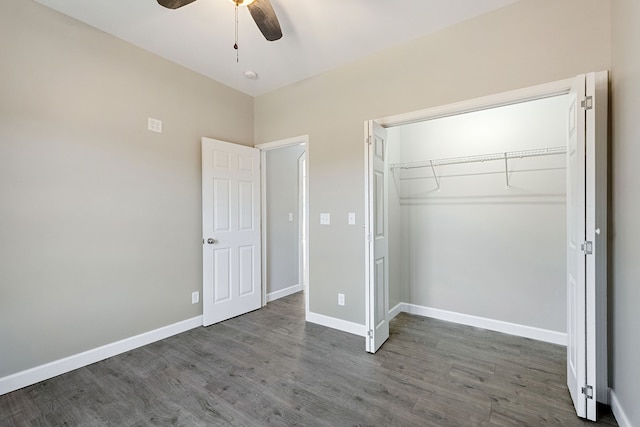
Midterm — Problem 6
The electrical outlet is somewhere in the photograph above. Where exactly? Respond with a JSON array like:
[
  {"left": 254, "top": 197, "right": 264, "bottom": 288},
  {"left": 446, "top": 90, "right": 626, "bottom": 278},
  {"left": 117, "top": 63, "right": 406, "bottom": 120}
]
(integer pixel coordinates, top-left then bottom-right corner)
[
  {"left": 191, "top": 291, "right": 199, "bottom": 304},
  {"left": 338, "top": 293, "right": 345, "bottom": 306},
  {"left": 148, "top": 117, "right": 162, "bottom": 133}
]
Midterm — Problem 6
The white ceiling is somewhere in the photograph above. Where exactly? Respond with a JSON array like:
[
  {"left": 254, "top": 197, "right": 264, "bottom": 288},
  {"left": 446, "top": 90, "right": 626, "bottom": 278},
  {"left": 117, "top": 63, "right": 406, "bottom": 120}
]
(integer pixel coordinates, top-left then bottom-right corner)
[{"left": 33, "top": 0, "right": 518, "bottom": 96}]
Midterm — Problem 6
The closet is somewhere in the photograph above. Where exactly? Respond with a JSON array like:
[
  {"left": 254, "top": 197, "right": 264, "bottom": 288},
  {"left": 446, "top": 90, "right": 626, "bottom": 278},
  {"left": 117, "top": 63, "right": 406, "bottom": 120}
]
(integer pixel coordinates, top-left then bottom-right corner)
[{"left": 386, "top": 95, "right": 568, "bottom": 338}]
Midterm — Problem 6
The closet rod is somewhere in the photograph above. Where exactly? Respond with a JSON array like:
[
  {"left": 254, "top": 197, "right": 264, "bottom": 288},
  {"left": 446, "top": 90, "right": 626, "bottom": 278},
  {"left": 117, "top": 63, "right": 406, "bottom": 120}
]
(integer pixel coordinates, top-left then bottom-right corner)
[{"left": 389, "top": 146, "right": 567, "bottom": 170}]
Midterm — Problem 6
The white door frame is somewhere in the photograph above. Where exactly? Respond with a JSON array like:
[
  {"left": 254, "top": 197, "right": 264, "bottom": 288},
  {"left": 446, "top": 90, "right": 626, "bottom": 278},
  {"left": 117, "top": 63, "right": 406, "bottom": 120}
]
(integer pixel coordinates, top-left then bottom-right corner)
[
  {"left": 256, "top": 135, "right": 310, "bottom": 319},
  {"left": 587, "top": 72, "right": 608, "bottom": 406},
  {"left": 363, "top": 74, "right": 607, "bottom": 416},
  {"left": 298, "top": 152, "right": 307, "bottom": 299}
]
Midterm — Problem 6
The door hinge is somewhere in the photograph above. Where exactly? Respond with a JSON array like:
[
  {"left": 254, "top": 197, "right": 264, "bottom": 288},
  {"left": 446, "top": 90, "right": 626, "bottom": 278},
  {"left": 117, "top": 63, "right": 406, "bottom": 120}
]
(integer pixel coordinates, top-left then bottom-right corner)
[
  {"left": 581, "top": 96, "right": 593, "bottom": 110},
  {"left": 581, "top": 241, "right": 594, "bottom": 255},
  {"left": 367, "top": 136, "right": 372, "bottom": 145},
  {"left": 581, "top": 385, "right": 594, "bottom": 400},
  {"left": 367, "top": 330, "right": 373, "bottom": 338}
]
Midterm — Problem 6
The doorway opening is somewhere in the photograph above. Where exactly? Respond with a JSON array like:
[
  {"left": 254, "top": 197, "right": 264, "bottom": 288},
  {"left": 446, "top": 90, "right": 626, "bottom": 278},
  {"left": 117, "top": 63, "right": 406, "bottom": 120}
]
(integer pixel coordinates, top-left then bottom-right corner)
[
  {"left": 257, "top": 136, "right": 309, "bottom": 318},
  {"left": 364, "top": 73, "right": 608, "bottom": 421},
  {"left": 387, "top": 94, "right": 569, "bottom": 342}
]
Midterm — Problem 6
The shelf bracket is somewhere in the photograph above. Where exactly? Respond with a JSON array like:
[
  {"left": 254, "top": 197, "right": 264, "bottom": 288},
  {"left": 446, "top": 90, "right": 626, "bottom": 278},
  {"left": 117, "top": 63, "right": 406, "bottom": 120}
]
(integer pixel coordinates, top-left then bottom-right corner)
[
  {"left": 504, "top": 152, "right": 510, "bottom": 189},
  {"left": 429, "top": 160, "right": 440, "bottom": 190}
]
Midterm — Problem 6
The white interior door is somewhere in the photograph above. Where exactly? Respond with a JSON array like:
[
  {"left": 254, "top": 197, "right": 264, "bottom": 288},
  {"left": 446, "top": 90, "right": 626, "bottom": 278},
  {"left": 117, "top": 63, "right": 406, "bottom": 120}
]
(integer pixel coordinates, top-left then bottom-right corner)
[
  {"left": 366, "top": 121, "right": 389, "bottom": 353},
  {"left": 202, "top": 137, "right": 261, "bottom": 326}
]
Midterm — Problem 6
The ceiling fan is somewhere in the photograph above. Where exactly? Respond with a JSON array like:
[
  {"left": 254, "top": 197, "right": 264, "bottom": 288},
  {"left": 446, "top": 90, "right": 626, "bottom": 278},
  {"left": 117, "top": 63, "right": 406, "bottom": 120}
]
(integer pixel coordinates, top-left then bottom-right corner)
[{"left": 157, "top": 0, "right": 282, "bottom": 42}]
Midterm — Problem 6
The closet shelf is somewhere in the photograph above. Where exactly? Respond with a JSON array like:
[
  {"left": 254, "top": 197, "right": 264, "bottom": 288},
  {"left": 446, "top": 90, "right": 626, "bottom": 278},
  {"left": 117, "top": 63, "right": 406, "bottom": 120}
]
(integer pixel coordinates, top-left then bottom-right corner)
[
  {"left": 389, "top": 145, "right": 567, "bottom": 190},
  {"left": 389, "top": 146, "right": 567, "bottom": 170}
]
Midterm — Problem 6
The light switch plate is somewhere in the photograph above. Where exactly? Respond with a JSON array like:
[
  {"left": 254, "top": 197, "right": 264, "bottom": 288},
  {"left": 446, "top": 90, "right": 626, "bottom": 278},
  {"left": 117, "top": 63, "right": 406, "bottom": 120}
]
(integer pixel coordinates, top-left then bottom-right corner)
[
  {"left": 288, "top": 212, "right": 294, "bottom": 222},
  {"left": 320, "top": 213, "right": 331, "bottom": 225},
  {"left": 348, "top": 212, "right": 356, "bottom": 225}
]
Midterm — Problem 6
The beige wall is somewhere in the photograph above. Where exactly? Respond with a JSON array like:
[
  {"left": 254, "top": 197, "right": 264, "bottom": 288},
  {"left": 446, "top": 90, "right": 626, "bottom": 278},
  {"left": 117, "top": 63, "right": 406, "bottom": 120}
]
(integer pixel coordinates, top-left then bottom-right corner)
[
  {"left": 0, "top": 1, "right": 253, "bottom": 377},
  {"left": 265, "top": 145, "right": 305, "bottom": 295},
  {"left": 611, "top": 0, "right": 640, "bottom": 425},
  {"left": 255, "top": 0, "right": 611, "bottom": 324}
]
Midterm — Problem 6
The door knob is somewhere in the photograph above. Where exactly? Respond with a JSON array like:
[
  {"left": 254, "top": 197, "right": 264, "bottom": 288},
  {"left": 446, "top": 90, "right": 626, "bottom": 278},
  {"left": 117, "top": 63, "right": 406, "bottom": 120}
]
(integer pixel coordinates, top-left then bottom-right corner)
[{"left": 207, "top": 238, "right": 216, "bottom": 245}]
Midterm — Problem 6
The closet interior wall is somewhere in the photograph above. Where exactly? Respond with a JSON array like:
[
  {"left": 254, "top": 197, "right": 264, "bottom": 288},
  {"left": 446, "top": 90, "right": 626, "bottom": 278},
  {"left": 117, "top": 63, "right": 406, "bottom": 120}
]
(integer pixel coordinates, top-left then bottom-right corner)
[{"left": 387, "top": 95, "right": 569, "bottom": 335}]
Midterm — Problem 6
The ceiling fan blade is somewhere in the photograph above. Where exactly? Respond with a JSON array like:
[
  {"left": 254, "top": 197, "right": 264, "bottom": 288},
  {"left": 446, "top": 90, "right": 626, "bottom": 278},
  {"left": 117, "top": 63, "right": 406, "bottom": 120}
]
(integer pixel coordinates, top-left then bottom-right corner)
[
  {"left": 247, "top": 0, "right": 282, "bottom": 41},
  {"left": 157, "top": 0, "right": 198, "bottom": 9}
]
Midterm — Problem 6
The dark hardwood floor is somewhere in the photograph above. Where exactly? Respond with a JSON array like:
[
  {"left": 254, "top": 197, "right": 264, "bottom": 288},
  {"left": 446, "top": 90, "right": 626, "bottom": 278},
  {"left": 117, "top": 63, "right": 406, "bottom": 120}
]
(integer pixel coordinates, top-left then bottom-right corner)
[{"left": 1, "top": 292, "right": 618, "bottom": 426}]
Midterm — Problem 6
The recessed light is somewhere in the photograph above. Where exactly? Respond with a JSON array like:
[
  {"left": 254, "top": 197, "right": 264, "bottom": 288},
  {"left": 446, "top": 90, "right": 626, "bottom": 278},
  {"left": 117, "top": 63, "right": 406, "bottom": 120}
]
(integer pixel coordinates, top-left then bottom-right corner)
[{"left": 244, "top": 71, "right": 259, "bottom": 80}]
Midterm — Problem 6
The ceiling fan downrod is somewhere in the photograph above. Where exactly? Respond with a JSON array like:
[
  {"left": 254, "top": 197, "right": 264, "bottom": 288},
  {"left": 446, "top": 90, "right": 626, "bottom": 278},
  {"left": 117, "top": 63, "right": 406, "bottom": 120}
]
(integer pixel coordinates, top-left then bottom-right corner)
[{"left": 234, "top": 2, "right": 239, "bottom": 62}]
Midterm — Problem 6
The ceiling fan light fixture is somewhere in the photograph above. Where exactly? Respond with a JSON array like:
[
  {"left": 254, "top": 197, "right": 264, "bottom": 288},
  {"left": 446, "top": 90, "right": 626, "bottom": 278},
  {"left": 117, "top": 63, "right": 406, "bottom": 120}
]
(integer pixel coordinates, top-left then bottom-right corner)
[{"left": 229, "top": 0, "right": 255, "bottom": 6}]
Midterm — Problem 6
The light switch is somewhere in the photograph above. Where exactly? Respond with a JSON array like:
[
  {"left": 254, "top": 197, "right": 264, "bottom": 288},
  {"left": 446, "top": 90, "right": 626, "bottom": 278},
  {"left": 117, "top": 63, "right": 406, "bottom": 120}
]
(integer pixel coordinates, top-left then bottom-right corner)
[
  {"left": 288, "top": 212, "right": 294, "bottom": 222},
  {"left": 320, "top": 213, "right": 331, "bottom": 225},
  {"left": 348, "top": 213, "right": 356, "bottom": 225}
]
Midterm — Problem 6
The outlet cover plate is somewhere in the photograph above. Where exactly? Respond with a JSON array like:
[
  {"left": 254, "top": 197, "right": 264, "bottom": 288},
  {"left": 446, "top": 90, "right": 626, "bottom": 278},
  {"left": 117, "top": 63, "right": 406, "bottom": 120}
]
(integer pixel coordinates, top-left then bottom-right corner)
[{"left": 148, "top": 117, "right": 162, "bottom": 133}]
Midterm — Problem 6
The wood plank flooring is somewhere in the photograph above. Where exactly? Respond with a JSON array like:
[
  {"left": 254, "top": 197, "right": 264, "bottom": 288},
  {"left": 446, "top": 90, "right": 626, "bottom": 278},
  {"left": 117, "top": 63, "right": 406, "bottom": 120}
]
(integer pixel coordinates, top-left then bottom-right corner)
[{"left": 0, "top": 292, "right": 618, "bottom": 426}]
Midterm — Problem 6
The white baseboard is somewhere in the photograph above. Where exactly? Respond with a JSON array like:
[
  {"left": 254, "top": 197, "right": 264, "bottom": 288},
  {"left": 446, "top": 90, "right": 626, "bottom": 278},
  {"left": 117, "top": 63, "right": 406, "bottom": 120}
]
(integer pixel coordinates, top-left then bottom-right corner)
[
  {"left": 305, "top": 302, "right": 565, "bottom": 346},
  {"left": 609, "top": 388, "right": 632, "bottom": 427},
  {"left": 306, "top": 311, "right": 367, "bottom": 337},
  {"left": 388, "top": 302, "right": 403, "bottom": 321},
  {"left": 402, "top": 303, "right": 567, "bottom": 346},
  {"left": 0, "top": 316, "right": 203, "bottom": 396},
  {"left": 267, "top": 284, "right": 302, "bottom": 303}
]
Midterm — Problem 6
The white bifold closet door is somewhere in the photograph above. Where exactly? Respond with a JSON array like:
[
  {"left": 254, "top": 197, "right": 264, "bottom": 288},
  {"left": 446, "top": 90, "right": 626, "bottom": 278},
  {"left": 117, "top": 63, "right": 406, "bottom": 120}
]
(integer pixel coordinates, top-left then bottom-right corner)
[
  {"left": 366, "top": 121, "right": 390, "bottom": 353},
  {"left": 566, "top": 71, "right": 608, "bottom": 422}
]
